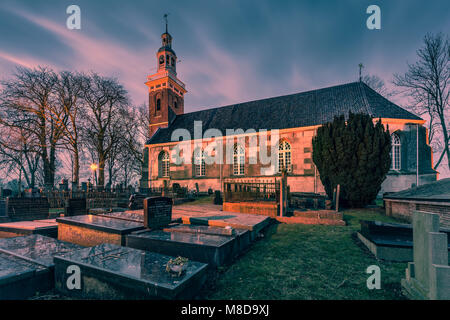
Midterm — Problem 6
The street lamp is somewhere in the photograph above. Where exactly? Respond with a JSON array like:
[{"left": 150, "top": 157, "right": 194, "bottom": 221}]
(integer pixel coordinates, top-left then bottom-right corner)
[{"left": 90, "top": 163, "right": 98, "bottom": 188}]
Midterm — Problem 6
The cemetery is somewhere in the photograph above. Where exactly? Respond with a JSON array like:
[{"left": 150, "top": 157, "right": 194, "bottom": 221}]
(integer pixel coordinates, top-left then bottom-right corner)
[
  {"left": 0, "top": 186, "right": 275, "bottom": 299},
  {"left": 0, "top": 176, "right": 448, "bottom": 301},
  {"left": 357, "top": 220, "right": 450, "bottom": 262}
]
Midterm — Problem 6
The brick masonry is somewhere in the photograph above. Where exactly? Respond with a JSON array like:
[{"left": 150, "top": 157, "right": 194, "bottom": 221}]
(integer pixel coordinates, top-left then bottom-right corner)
[
  {"left": 5, "top": 197, "right": 49, "bottom": 221},
  {"left": 144, "top": 121, "right": 436, "bottom": 195},
  {"left": 385, "top": 199, "right": 450, "bottom": 228},
  {"left": 57, "top": 223, "right": 123, "bottom": 247},
  {"left": 223, "top": 201, "right": 279, "bottom": 218}
]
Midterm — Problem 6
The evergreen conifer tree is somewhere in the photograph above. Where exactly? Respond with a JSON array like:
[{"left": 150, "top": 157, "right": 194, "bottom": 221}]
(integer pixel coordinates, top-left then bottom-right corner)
[{"left": 312, "top": 113, "right": 391, "bottom": 208}]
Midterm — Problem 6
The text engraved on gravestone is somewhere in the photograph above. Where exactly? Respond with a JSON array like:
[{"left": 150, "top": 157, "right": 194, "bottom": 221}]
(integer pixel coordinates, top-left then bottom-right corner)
[{"left": 144, "top": 197, "right": 173, "bottom": 229}]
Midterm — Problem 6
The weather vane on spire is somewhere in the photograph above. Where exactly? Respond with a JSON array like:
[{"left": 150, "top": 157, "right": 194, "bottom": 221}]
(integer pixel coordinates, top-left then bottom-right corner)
[{"left": 164, "top": 13, "right": 169, "bottom": 33}]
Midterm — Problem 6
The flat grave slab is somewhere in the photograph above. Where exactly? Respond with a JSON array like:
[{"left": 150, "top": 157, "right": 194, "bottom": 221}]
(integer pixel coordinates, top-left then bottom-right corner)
[
  {"left": 0, "top": 234, "right": 84, "bottom": 268},
  {"left": 95, "top": 210, "right": 183, "bottom": 225},
  {"left": 163, "top": 224, "right": 251, "bottom": 255},
  {"left": 108, "top": 205, "right": 271, "bottom": 239},
  {"left": 357, "top": 220, "right": 450, "bottom": 262},
  {"left": 57, "top": 215, "right": 145, "bottom": 246},
  {"left": 0, "top": 220, "right": 58, "bottom": 239},
  {"left": 96, "top": 210, "right": 144, "bottom": 223},
  {"left": 126, "top": 228, "right": 239, "bottom": 268},
  {"left": 173, "top": 204, "right": 271, "bottom": 237},
  {"left": 0, "top": 251, "right": 51, "bottom": 300},
  {"left": 88, "top": 207, "right": 127, "bottom": 215},
  {"left": 33, "top": 219, "right": 57, "bottom": 224},
  {"left": 54, "top": 243, "right": 208, "bottom": 299}
]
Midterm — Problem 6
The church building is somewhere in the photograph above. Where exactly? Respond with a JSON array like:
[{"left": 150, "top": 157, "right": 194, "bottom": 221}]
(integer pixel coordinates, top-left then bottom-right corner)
[{"left": 141, "top": 26, "right": 437, "bottom": 195}]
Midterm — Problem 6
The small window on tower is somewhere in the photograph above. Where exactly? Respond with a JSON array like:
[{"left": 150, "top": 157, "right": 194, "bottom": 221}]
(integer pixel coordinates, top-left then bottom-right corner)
[
  {"left": 159, "top": 55, "right": 164, "bottom": 65},
  {"left": 174, "top": 101, "right": 178, "bottom": 109},
  {"left": 166, "top": 55, "right": 169, "bottom": 64},
  {"left": 171, "top": 57, "right": 175, "bottom": 66},
  {"left": 156, "top": 99, "right": 161, "bottom": 111}
]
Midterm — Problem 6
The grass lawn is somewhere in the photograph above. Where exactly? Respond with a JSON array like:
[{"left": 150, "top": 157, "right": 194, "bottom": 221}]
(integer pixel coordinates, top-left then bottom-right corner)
[{"left": 206, "top": 207, "right": 408, "bottom": 300}]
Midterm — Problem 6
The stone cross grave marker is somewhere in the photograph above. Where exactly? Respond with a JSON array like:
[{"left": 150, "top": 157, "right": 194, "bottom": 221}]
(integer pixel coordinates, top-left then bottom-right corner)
[{"left": 143, "top": 196, "right": 173, "bottom": 229}]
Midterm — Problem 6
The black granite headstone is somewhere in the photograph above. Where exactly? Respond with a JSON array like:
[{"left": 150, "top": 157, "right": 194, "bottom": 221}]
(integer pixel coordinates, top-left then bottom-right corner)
[{"left": 144, "top": 197, "right": 173, "bottom": 229}]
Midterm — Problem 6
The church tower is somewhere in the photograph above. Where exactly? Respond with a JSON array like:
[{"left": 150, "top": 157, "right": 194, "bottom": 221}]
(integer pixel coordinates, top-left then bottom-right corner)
[{"left": 146, "top": 15, "right": 187, "bottom": 138}]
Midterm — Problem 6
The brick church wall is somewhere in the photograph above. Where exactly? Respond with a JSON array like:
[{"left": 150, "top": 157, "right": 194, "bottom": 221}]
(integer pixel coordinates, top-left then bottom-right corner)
[
  {"left": 144, "top": 120, "right": 435, "bottom": 195},
  {"left": 145, "top": 128, "right": 322, "bottom": 193}
]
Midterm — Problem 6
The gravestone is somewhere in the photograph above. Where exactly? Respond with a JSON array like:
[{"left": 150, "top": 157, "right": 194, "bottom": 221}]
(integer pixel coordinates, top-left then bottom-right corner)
[
  {"left": 213, "top": 190, "right": 223, "bottom": 205},
  {"left": 143, "top": 197, "right": 173, "bottom": 229},
  {"left": 402, "top": 211, "right": 450, "bottom": 300},
  {"left": 24, "top": 188, "right": 41, "bottom": 198},
  {"left": 2, "top": 189, "right": 12, "bottom": 198},
  {"left": 0, "top": 200, "right": 6, "bottom": 217},
  {"left": 53, "top": 243, "right": 208, "bottom": 299},
  {"left": 64, "top": 198, "right": 87, "bottom": 216},
  {"left": 59, "top": 179, "right": 69, "bottom": 191},
  {"left": 128, "top": 193, "right": 146, "bottom": 210}
]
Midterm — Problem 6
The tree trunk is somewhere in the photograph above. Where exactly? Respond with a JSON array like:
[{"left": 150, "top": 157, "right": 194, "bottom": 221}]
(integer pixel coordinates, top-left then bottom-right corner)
[
  {"left": 73, "top": 147, "right": 80, "bottom": 186},
  {"left": 98, "top": 153, "right": 105, "bottom": 187},
  {"left": 49, "top": 143, "right": 56, "bottom": 187}
]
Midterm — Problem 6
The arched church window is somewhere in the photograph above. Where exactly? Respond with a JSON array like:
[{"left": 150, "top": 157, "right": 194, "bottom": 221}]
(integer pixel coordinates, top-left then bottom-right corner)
[
  {"left": 166, "top": 55, "right": 170, "bottom": 64},
  {"left": 171, "top": 57, "right": 175, "bottom": 66},
  {"left": 193, "top": 148, "right": 206, "bottom": 177},
  {"left": 174, "top": 101, "right": 178, "bottom": 109},
  {"left": 233, "top": 145, "right": 245, "bottom": 176},
  {"left": 159, "top": 55, "right": 164, "bottom": 65},
  {"left": 391, "top": 133, "right": 401, "bottom": 170},
  {"left": 158, "top": 151, "right": 170, "bottom": 178},
  {"left": 156, "top": 98, "right": 161, "bottom": 111},
  {"left": 278, "top": 141, "right": 292, "bottom": 173}
]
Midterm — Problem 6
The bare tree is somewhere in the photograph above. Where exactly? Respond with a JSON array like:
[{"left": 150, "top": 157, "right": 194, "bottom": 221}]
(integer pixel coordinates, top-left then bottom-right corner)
[
  {"left": 362, "top": 74, "right": 395, "bottom": 98},
  {"left": 0, "top": 67, "right": 65, "bottom": 188},
  {"left": 80, "top": 73, "right": 130, "bottom": 187},
  {"left": 394, "top": 33, "right": 449, "bottom": 170},
  {"left": 0, "top": 124, "right": 40, "bottom": 188},
  {"left": 52, "top": 71, "right": 84, "bottom": 186}
]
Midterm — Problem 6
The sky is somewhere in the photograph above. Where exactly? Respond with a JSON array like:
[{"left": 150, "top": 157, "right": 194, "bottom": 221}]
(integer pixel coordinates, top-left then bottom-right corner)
[{"left": 0, "top": 0, "right": 449, "bottom": 178}]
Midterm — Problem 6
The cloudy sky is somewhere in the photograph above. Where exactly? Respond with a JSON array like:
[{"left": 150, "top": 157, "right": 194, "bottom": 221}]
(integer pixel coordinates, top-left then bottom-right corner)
[
  {"left": 0, "top": 0, "right": 449, "bottom": 178},
  {"left": 0, "top": 0, "right": 449, "bottom": 111}
]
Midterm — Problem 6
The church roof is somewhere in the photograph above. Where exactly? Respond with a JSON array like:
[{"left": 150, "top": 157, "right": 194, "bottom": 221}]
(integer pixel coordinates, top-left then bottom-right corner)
[
  {"left": 147, "top": 81, "right": 422, "bottom": 145},
  {"left": 158, "top": 46, "right": 176, "bottom": 56},
  {"left": 384, "top": 178, "right": 450, "bottom": 202}
]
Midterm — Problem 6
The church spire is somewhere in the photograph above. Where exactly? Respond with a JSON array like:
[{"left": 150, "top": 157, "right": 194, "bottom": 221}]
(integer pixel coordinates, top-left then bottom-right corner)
[
  {"left": 145, "top": 15, "right": 187, "bottom": 138},
  {"left": 161, "top": 14, "right": 172, "bottom": 48},
  {"left": 164, "top": 13, "right": 169, "bottom": 34}
]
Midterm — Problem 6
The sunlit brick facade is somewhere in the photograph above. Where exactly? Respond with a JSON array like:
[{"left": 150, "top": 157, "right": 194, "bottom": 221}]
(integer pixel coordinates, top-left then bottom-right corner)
[{"left": 141, "top": 30, "right": 437, "bottom": 194}]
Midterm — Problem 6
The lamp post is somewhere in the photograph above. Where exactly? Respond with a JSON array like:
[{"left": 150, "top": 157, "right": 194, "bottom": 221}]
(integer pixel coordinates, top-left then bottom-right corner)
[{"left": 90, "top": 163, "right": 98, "bottom": 190}]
